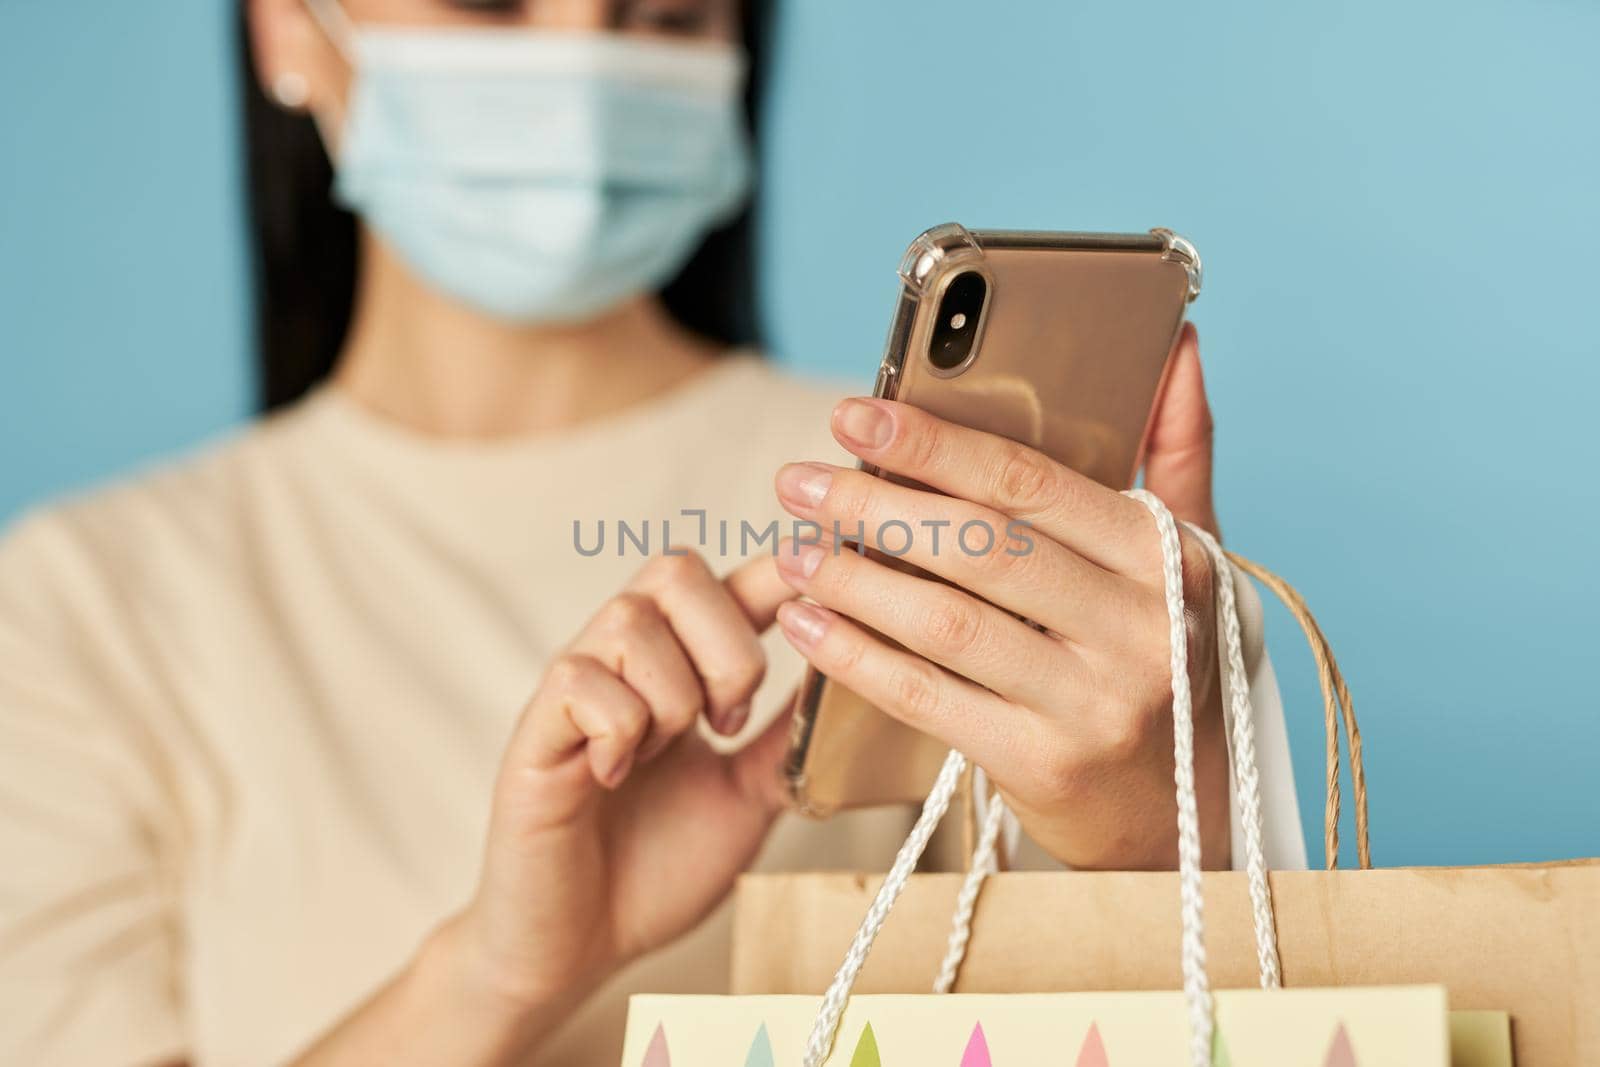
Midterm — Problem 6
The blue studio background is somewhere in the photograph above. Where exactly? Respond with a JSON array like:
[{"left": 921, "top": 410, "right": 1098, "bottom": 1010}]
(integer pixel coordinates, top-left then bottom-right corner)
[{"left": 1, "top": 0, "right": 1596, "bottom": 867}]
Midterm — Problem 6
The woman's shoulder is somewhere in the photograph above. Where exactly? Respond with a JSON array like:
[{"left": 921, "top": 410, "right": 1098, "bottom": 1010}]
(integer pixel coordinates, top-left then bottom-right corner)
[
  {"left": 0, "top": 356, "right": 858, "bottom": 597},
  {"left": 0, "top": 405, "right": 315, "bottom": 609}
]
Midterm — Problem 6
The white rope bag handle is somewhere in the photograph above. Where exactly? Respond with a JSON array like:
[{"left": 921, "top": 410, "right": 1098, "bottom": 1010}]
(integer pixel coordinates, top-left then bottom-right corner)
[
  {"left": 802, "top": 490, "right": 1282, "bottom": 1067},
  {"left": 936, "top": 521, "right": 1282, "bottom": 993}
]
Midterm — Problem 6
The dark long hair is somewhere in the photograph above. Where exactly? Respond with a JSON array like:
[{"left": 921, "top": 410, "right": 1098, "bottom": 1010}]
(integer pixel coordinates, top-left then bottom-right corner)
[{"left": 239, "top": 4, "right": 774, "bottom": 413}]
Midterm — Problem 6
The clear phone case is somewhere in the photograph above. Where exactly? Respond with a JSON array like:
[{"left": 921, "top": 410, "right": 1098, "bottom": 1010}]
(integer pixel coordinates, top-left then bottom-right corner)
[{"left": 785, "top": 225, "right": 1202, "bottom": 816}]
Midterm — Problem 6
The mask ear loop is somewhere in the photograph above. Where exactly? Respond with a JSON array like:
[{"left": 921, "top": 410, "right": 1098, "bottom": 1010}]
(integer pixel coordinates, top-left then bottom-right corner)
[
  {"left": 302, "top": 0, "right": 359, "bottom": 63},
  {"left": 294, "top": 0, "right": 359, "bottom": 156}
]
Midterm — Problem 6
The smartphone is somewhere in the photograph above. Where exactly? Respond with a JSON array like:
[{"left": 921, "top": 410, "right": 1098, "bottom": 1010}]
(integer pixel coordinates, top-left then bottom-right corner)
[{"left": 782, "top": 223, "right": 1203, "bottom": 816}]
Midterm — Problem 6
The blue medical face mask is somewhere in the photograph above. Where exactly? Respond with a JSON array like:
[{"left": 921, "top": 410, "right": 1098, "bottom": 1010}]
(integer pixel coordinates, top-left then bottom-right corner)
[{"left": 308, "top": 4, "right": 752, "bottom": 323}]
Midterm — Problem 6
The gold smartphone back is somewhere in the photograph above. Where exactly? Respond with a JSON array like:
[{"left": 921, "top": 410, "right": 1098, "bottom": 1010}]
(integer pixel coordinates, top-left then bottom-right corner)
[{"left": 784, "top": 225, "right": 1202, "bottom": 815}]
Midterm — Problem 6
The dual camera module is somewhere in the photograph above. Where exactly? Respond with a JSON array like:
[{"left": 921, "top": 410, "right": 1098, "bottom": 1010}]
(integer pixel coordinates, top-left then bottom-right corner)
[{"left": 928, "top": 270, "right": 988, "bottom": 371}]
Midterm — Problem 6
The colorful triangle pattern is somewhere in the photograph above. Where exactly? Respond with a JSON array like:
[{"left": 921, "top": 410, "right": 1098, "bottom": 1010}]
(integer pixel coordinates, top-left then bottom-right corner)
[
  {"left": 959, "top": 1022, "right": 991, "bottom": 1067},
  {"left": 848, "top": 1021, "right": 883, "bottom": 1067},
  {"left": 641, "top": 1023, "right": 670, "bottom": 1067},
  {"left": 636, "top": 1015, "right": 1363, "bottom": 1064},
  {"left": 742, "top": 1023, "right": 775, "bottom": 1067},
  {"left": 1324, "top": 1022, "right": 1358, "bottom": 1067},
  {"left": 1075, "top": 1022, "right": 1109, "bottom": 1067}
]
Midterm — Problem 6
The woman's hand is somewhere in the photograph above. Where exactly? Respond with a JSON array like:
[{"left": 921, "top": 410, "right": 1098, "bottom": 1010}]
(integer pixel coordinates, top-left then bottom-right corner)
[
  {"left": 294, "top": 552, "right": 798, "bottom": 1067},
  {"left": 771, "top": 325, "right": 1231, "bottom": 870},
  {"left": 433, "top": 551, "right": 797, "bottom": 1052}
]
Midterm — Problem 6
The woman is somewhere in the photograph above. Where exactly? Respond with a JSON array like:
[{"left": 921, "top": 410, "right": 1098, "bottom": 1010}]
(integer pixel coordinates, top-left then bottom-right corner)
[{"left": 0, "top": 0, "right": 1304, "bottom": 1064}]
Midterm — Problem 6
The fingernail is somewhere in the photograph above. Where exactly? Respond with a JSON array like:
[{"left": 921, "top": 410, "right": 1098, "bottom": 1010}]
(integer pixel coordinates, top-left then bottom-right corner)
[
  {"left": 776, "top": 542, "right": 825, "bottom": 584},
  {"left": 637, "top": 722, "right": 671, "bottom": 762},
  {"left": 834, "top": 399, "right": 894, "bottom": 450},
  {"left": 776, "top": 463, "right": 832, "bottom": 511},
  {"left": 717, "top": 700, "right": 751, "bottom": 736},
  {"left": 603, "top": 750, "right": 633, "bottom": 789},
  {"left": 778, "top": 600, "right": 831, "bottom": 650}
]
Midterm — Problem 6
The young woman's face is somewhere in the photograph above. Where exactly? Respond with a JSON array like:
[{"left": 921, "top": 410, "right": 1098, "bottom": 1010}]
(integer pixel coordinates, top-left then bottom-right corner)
[{"left": 248, "top": 0, "right": 740, "bottom": 129}]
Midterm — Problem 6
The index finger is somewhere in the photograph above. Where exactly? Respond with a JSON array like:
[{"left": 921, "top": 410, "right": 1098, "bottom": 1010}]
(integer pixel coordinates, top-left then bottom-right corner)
[
  {"left": 829, "top": 397, "right": 1154, "bottom": 576},
  {"left": 722, "top": 552, "right": 798, "bottom": 631}
]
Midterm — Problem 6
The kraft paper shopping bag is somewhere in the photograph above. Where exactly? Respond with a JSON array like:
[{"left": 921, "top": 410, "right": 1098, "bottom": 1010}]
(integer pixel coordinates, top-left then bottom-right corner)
[
  {"left": 626, "top": 498, "right": 1498, "bottom": 1066},
  {"left": 731, "top": 866, "right": 1586, "bottom": 1064},
  {"left": 729, "top": 548, "right": 1596, "bottom": 1062}
]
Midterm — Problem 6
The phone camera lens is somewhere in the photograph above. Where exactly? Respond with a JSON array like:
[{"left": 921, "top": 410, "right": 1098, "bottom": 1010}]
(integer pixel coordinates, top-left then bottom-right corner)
[{"left": 927, "top": 271, "right": 988, "bottom": 371}]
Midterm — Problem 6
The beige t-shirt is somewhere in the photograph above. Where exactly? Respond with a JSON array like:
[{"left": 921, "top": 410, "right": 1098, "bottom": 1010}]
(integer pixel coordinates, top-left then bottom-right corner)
[{"left": 0, "top": 356, "right": 1304, "bottom": 1067}]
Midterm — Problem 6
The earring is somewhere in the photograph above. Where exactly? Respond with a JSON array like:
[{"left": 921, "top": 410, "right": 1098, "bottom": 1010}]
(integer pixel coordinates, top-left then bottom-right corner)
[{"left": 272, "top": 71, "right": 310, "bottom": 111}]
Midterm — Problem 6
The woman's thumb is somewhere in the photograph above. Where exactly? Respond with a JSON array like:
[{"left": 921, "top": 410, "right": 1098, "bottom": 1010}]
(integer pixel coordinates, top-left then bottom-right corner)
[
  {"left": 729, "top": 694, "right": 798, "bottom": 814},
  {"left": 1143, "top": 323, "right": 1220, "bottom": 537}
]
